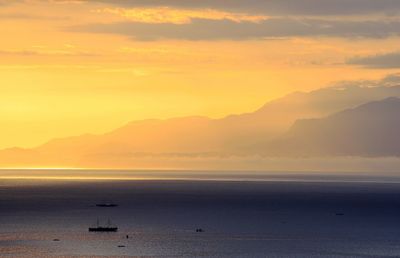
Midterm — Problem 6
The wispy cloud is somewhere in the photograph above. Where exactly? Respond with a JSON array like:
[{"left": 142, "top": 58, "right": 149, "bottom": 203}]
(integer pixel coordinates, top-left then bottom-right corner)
[
  {"left": 85, "top": 0, "right": 400, "bottom": 16},
  {"left": 0, "top": 0, "right": 23, "bottom": 6},
  {"left": 70, "top": 18, "right": 400, "bottom": 41},
  {"left": 331, "top": 73, "right": 400, "bottom": 88},
  {"left": 348, "top": 52, "right": 400, "bottom": 69},
  {"left": 0, "top": 12, "right": 69, "bottom": 20},
  {"left": 94, "top": 7, "right": 268, "bottom": 24},
  {"left": 0, "top": 45, "right": 98, "bottom": 57}
]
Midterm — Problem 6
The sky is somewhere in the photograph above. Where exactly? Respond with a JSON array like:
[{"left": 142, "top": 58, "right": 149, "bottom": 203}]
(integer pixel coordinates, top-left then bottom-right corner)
[{"left": 1, "top": 0, "right": 400, "bottom": 149}]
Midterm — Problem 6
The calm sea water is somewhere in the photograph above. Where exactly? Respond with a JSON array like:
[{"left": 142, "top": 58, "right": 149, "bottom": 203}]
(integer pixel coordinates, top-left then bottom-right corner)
[{"left": 2, "top": 170, "right": 400, "bottom": 257}]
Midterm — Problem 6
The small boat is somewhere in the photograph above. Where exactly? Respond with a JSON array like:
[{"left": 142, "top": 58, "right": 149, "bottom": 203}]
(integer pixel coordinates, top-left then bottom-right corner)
[
  {"left": 89, "top": 218, "right": 118, "bottom": 232},
  {"left": 96, "top": 202, "right": 118, "bottom": 208}
]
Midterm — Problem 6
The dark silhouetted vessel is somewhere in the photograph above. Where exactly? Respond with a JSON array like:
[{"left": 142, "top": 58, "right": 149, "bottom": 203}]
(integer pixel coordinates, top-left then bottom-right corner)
[
  {"left": 96, "top": 201, "right": 118, "bottom": 207},
  {"left": 89, "top": 218, "right": 118, "bottom": 232}
]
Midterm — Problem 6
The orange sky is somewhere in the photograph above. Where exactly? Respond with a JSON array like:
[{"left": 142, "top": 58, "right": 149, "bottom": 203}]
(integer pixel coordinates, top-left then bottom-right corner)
[{"left": 0, "top": 0, "right": 398, "bottom": 148}]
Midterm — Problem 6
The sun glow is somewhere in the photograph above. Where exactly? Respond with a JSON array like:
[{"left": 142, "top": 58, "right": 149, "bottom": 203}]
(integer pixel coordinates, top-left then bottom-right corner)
[{"left": 0, "top": 0, "right": 398, "bottom": 169}]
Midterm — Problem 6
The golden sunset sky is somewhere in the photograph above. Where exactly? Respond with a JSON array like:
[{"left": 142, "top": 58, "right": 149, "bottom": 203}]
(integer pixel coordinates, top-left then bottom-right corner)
[{"left": 0, "top": 0, "right": 399, "bottom": 149}]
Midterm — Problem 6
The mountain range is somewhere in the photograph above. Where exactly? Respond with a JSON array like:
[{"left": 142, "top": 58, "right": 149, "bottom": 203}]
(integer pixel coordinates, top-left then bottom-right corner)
[
  {"left": 267, "top": 97, "right": 400, "bottom": 157},
  {"left": 1, "top": 84, "right": 400, "bottom": 168}
]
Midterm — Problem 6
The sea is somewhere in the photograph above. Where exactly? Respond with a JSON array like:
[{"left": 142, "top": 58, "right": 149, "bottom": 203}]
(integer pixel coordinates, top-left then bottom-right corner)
[{"left": 1, "top": 169, "right": 400, "bottom": 257}]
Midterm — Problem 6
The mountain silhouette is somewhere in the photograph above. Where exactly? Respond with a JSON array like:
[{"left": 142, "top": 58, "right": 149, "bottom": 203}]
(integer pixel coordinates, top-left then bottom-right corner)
[
  {"left": 1, "top": 85, "right": 400, "bottom": 167},
  {"left": 268, "top": 97, "right": 400, "bottom": 157},
  {"left": 38, "top": 84, "right": 400, "bottom": 154}
]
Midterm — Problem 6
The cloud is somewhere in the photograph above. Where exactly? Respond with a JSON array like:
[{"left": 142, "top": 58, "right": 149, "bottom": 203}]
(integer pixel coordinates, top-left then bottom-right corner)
[
  {"left": 88, "top": 0, "right": 400, "bottom": 16},
  {"left": 381, "top": 73, "right": 400, "bottom": 84},
  {"left": 71, "top": 18, "right": 400, "bottom": 41},
  {"left": 0, "top": 47, "right": 97, "bottom": 57},
  {"left": 94, "top": 7, "right": 268, "bottom": 24},
  {"left": 348, "top": 52, "right": 400, "bottom": 69},
  {"left": 0, "top": 12, "right": 69, "bottom": 20},
  {"left": 0, "top": 0, "right": 20, "bottom": 5},
  {"left": 0, "top": 0, "right": 29, "bottom": 7},
  {"left": 331, "top": 73, "right": 400, "bottom": 88}
]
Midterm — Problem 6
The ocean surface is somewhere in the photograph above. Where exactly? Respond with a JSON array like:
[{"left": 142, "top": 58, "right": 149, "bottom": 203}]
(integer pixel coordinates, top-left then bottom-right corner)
[{"left": 2, "top": 170, "right": 400, "bottom": 257}]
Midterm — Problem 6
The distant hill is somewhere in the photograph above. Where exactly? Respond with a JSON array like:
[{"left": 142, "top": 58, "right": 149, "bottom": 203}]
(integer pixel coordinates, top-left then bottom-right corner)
[
  {"left": 35, "top": 84, "right": 400, "bottom": 155},
  {"left": 1, "top": 85, "right": 400, "bottom": 167},
  {"left": 219, "top": 84, "right": 400, "bottom": 150},
  {"left": 268, "top": 97, "right": 400, "bottom": 157}
]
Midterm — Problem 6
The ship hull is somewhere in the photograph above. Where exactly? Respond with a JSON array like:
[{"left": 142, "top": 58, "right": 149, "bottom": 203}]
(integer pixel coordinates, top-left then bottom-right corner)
[
  {"left": 88, "top": 227, "right": 118, "bottom": 232},
  {"left": 96, "top": 204, "right": 118, "bottom": 207}
]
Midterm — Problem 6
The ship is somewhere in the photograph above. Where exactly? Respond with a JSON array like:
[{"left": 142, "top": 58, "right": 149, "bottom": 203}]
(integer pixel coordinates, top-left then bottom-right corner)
[
  {"left": 95, "top": 202, "right": 118, "bottom": 208},
  {"left": 89, "top": 218, "right": 118, "bottom": 232}
]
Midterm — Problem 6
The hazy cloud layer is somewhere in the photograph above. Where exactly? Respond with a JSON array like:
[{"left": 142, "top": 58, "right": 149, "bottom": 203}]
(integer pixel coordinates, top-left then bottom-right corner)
[
  {"left": 381, "top": 73, "right": 400, "bottom": 84},
  {"left": 348, "top": 52, "right": 400, "bottom": 69},
  {"left": 91, "top": 0, "right": 400, "bottom": 16},
  {"left": 72, "top": 18, "right": 400, "bottom": 41},
  {"left": 0, "top": 12, "right": 69, "bottom": 20},
  {"left": 330, "top": 73, "right": 400, "bottom": 88},
  {"left": 0, "top": 0, "right": 24, "bottom": 6}
]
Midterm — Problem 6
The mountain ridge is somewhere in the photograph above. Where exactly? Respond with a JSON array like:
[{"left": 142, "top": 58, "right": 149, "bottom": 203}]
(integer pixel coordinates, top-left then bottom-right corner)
[
  {"left": 268, "top": 97, "right": 400, "bottom": 157},
  {"left": 1, "top": 85, "right": 400, "bottom": 168}
]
